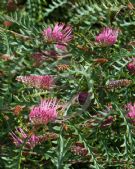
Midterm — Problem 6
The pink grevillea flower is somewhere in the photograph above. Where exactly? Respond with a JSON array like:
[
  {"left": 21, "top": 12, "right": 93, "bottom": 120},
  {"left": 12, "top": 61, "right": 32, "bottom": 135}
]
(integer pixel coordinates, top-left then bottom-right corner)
[
  {"left": 126, "top": 103, "right": 135, "bottom": 123},
  {"left": 127, "top": 58, "right": 135, "bottom": 74},
  {"left": 16, "top": 75, "right": 54, "bottom": 89},
  {"left": 43, "top": 23, "right": 72, "bottom": 43},
  {"left": 29, "top": 99, "right": 58, "bottom": 125},
  {"left": 96, "top": 27, "right": 118, "bottom": 46},
  {"left": 10, "top": 128, "right": 40, "bottom": 149}
]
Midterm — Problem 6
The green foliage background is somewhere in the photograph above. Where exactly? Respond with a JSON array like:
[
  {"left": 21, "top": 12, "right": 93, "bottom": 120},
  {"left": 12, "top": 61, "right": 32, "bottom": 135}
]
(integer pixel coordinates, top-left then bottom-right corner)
[{"left": 0, "top": 0, "right": 135, "bottom": 168}]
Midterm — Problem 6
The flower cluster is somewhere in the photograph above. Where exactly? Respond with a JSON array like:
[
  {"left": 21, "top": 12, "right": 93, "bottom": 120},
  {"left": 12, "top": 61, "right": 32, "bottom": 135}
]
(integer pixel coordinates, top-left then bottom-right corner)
[
  {"left": 78, "top": 92, "right": 90, "bottom": 105},
  {"left": 43, "top": 23, "right": 73, "bottom": 51},
  {"left": 101, "top": 116, "right": 113, "bottom": 128},
  {"left": 56, "top": 64, "right": 70, "bottom": 71},
  {"left": 16, "top": 75, "right": 54, "bottom": 89},
  {"left": 29, "top": 99, "right": 58, "bottom": 125},
  {"left": 32, "top": 52, "right": 44, "bottom": 65},
  {"left": 10, "top": 128, "right": 40, "bottom": 149},
  {"left": 106, "top": 79, "right": 132, "bottom": 89},
  {"left": 96, "top": 28, "right": 118, "bottom": 46},
  {"left": 38, "top": 132, "right": 58, "bottom": 142},
  {"left": 127, "top": 58, "right": 135, "bottom": 74},
  {"left": 43, "top": 23, "right": 72, "bottom": 43},
  {"left": 126, "top": 103, "right": 135, "bottom": 123},
  {"left": 71, "top": 142, "right": 88, "bottom": 156},
  {"left": 3, "top": 21, "right": 13, "bottom": 27}
]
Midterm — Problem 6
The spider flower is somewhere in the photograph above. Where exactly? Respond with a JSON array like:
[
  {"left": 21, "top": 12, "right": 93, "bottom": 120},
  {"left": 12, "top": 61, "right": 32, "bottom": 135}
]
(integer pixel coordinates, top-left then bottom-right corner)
[
  {"left": 10, "top": 128, "right": 40, "bottom": 149},
  {"left": 126, "top": 103, "right": 135, "bottom": 122},
  {"left": 42, "top": 23, "right": 73, "bottom": 45},
  {"left": 127, "top": 58, "right": 135, "bottom": 74},
  {"left": 16, "top": 75, "right": 54, "bottom": 89},
  {"left": 29, "top": 99, "right": 58, "bottom": 125},
  {"left": 96, "top": 27, "right": 118, "bottom": 46}
]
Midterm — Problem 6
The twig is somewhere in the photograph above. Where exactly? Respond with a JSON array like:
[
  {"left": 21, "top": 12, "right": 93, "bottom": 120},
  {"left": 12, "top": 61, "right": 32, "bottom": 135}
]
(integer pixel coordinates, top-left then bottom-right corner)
[{"left": 0, "top": 27, "right": 31, "bottom": 40}]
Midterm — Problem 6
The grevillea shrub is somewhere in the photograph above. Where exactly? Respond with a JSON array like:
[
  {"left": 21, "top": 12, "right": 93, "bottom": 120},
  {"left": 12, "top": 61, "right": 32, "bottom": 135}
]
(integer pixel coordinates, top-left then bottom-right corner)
[{"left": 0, "top": 0, "right": 135, "bottom": 169}]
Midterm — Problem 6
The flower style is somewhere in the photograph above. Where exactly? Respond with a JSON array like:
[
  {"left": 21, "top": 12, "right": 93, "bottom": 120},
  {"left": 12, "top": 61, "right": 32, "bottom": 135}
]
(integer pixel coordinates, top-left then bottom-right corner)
[
  {"left": 96, "top": 27, "right": 118, "bottom": 46},
  {"left": 127, "top": 58, "right": 135, "bottom": 74},
  {"left": 10, "top": 128, "right": 40, "bottom": 149},
  {"left": 126, "top": 103, "right": 135, "bottom": 122},
  {"left": 29, "top": 99, "right": 58, "bottom": 125},
  {"left": 16, "top": 75, "right": 54, "bottom": 89}
]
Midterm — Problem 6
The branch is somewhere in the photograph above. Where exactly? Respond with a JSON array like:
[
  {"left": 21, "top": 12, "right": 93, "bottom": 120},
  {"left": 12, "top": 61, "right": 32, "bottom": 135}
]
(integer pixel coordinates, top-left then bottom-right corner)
[{"left": 0, "top": 27, "right": 31, "bottom": 40}]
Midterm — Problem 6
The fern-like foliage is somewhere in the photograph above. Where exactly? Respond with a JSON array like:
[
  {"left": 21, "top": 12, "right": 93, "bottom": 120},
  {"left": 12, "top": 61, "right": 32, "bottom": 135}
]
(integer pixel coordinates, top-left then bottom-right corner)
[{"left": 0, "top": 0, "right": 135, "bottom": 168}]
